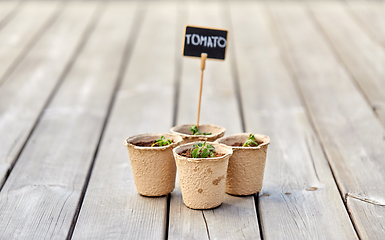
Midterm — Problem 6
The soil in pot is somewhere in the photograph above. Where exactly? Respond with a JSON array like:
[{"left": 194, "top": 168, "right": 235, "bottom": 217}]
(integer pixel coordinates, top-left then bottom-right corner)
[
  {"left": 134, "top": 140, "right": 174, "bottom": 147},
  {"left": 173, "top": 142, "right": 233, "bottom": 209},
  {"left": 215, "top": 133, "right": 270, "bottom": 196},
  {"left": 170, "top": 124, "right": 226, "bottom": 144},
  {"left": 179, "top": 148, "right": 225, "bottom": 158},
  {"left": 124, "top": 133, "right": 182, "bottom": 197},
  {"left": 230, "top": 141, "right": 262, "bottom": 147}
]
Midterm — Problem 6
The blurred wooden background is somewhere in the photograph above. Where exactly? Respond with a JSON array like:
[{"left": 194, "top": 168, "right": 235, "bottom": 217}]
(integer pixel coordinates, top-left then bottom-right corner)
[{"left": 0, "top": 1, "right": 385, "bottom": 239}]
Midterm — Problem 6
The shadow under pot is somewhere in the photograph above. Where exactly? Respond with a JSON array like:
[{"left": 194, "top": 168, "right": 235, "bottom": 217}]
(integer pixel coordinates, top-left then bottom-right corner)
[
  {"left": 215, "top": 133, "right": 270, "bottom": 196},
  {"left": 173, "top": 142, "right": 233, "bottom": 209},
  {"left": 170, "top": 124, "right": 226, "bottom": 144},
  {"left": 124, "top": 133, "right": 183, "bottom": 197}
]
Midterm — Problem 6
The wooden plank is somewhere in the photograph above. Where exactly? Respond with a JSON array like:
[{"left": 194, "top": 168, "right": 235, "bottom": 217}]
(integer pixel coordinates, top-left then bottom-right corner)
[
  {"left": 71, "top": 2, "right": 176, "bottom": 239},
  {"left": 347, "top": 0, "right": 385, "bottom": 130},
  {"left": 0, "top": 1, "right": 18, "bottom": 29},
  {"left": 169, "top": 2, "right": 261, "bottom": 240},
  {"left": 309, "top": 2, "right": 385, "bottom": 127},
  {"left": 0, "top": 2, "right": 98, "bottom": 187},
  {"left": 230, "top": 2, "right": 358, "bottom": 239},
  {"left": 0, "top": 2, "right": 124, "bottom": 238},
  {"left": 274, "top": 2, "right": 385, "bottom": 239},
  {"left": 348, "top": 2, "right": 385, "bottom": 47},
  {"left": 347, "top": 197, "right": 385, "bottom": 240},
  {"left": 0, "top": 1, "right": 59, "bottom": 86}
]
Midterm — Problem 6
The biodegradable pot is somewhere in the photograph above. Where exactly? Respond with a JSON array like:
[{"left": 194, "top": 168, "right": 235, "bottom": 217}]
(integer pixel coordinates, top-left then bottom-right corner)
[
  {"left": 170, "top": 124, "right": 226, "bottom": 144},
  {"left": 173, "top": 142, "right": 233, "bottom": 209},
  {"left": 215, "top": 133, "right": 270, "bottom": 195},
  {"left": 124, "top": 133, "right": 183, "bottom": 196}
]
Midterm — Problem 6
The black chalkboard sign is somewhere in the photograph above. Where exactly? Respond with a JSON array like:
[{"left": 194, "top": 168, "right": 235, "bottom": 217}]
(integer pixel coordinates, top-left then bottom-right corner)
[{"left": 182, "top": 26, "right": 228, "bottom": 60}]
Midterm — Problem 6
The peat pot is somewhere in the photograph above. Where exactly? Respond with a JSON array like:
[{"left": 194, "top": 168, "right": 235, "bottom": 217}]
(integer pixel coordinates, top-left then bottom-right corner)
[
  {"left": 215, "top": 133, "right": 270, "bottom": 195},
  {"left": 170, "top": 124, "right": 226, "bottom": 144},
  {"left": 124, "top": 133, "right": 183, "bottom": 196},
  {"left": 173, "top": 142, "right": 233, "bottom": 209}
]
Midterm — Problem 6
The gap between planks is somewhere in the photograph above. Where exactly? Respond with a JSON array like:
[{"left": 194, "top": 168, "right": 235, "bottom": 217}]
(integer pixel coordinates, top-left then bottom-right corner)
[
  {"left": 272, "top": 1, "right": 385, "bottom": 239},
  {"left": 0, "top": 2, "right": 102, "bottom": 190},
  {"left": 232, "top": 1, "right": 359, "bottom": 239},
  {"left": 67, "top": 2, "right": 146, "bottom": 239},
  {"left": 0, "top": 1, "right": 63, "bottom": 87},
  {"left": 71, "top": 2, "right": 176, "bottom": 239}
]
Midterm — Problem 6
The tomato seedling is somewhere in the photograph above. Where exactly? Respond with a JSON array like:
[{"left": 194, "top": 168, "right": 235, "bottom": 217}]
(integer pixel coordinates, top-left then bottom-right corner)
[
  {"left": 151, "top": 136, "right": 172, "bottom": 147},
  {"left": 243, "top": 134, "right": 259, "bottom": 147},
  {"left": 191, "top": 141, "right": 216, "bottom": 158},
  {"left": 189, "top": 125, "right": 212, "bottom": 136}
]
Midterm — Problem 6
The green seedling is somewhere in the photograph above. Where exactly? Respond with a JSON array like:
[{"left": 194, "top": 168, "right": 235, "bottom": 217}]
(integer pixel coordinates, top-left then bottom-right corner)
[
  {"left": 189, "top": 125, "right": 212, "bottom": 136},
  {"left": 151, "top": 136, "right": 172, "bottom": 147},
  {"left": 191, "top": 141, "right": 216, "bottom": 158},
  {"left": 243, "top": 134, "right": 259, "bottom": 147}
]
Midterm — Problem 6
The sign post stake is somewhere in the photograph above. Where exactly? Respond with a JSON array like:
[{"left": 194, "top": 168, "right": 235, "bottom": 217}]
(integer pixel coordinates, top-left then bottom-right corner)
[
  {"left": 182, "top": 25, "right": 228, "bottom": 128},
  {"left": 196, "top": 53, "right": 207, "bottom": 128}
]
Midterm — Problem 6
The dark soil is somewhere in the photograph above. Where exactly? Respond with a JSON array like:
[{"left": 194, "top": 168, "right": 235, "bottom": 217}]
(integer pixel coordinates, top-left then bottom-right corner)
[
  {"left": 232, "top": 142, "right": 245, "bottom": 147},
  {"left": 179, "top": 149, "right": 225, "bottom": 158},
  {"left": 134, "top": 140, "right": 173, "bottom": 147},
  {"left": 188, "top": 133, "right": 212, "bottom": 136},
  {"left": 232, "top": 142, "right": 261, "bottom": 147}
]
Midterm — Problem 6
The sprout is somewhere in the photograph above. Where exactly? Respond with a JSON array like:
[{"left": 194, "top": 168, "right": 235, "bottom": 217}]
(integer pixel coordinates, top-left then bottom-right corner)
[
  {"left": 151, "top": 136, "right": 172, "bottom": 147},
  {"left": 190, "top": 141, "right": 216, "bottom": 158},
  {"left": 243, "top": 134, "right": 259, "bottom": 147},
  {"left": 189, "top": 125, "right": 212, "bottom": 136}
]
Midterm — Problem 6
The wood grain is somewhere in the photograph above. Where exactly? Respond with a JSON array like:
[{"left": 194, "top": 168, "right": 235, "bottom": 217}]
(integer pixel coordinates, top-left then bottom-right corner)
[
  {"left": 0, "top": 2, "right": 145, "bottom": 238},
  {"left": 0, "top": 1, "right": 59, "bottom": 86},
  {"left": 274, "top": 2, "right": 385, "bottom": 239},
  {"left": 230, "top": 2, "right": 358, "bottom": 239},
  {"left": 169, "top": 2, "right": 261, "bottom": 240},
  {"left": 0, "top": 2, "right": 98, "bottom": 187},
  {"left": 310, "top": 2, "right": 385, "bottom": 127},
  {"left": 71, "top": 2, "right": 179, "bottom": 239},
  {"left": 0, "top": 1, "right": 382, "bottom": 239},
  {"left": 347, "top": 196, "right": 385, "bottom": 240}
]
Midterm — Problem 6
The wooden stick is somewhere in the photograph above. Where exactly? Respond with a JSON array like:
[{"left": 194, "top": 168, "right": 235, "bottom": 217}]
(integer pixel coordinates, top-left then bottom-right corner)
[{"left": 197, "top": 53, "right": 208, "bottom": 128}]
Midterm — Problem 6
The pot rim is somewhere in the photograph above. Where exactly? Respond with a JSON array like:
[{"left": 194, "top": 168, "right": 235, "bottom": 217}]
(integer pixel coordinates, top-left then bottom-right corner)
[
  {"left": 170, "top": 123, "right": 226, "bottom": 138},
  {"left": 173, "top": 141, "right": 233, "bottom": 163},
  {"left": 215, "top": 133, "right": 270, "bottom": 149},
  {"left": 124, "top": 133, "right": 183, "bottom": 150}
]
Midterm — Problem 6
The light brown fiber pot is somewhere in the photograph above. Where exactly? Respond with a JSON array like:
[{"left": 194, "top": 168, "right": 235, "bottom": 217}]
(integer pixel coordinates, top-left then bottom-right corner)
[
  {"left": 173, "top": 142, "right": 233, "bottom": 209},
  {"left": 124, "top": 133, "right": 183, "bottom": 197},
  {"left": 170, "top": 124, "right": 226, "bottom": 144},
  {"left": 215, "top": 133, "right": 270, "bottom": 195}
]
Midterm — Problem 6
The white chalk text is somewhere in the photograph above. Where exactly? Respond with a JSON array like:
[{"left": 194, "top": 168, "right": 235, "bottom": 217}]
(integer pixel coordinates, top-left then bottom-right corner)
[{"left": 185, "top": 34, "right": 227, "bottom": 48}]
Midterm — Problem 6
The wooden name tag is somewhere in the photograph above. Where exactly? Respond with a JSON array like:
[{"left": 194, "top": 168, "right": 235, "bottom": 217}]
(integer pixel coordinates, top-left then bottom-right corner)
[{"left": 182, "top": 26, "right": 228, "bottom": 60}]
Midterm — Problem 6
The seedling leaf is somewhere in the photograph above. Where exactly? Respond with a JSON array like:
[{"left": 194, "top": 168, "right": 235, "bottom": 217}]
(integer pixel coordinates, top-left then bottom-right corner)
[
  {"left": 243, "top": 134, "right": 259, "bottom": 147},
  {"left": 189, "top": 125, "right": 212, "bottom": 136},
  {"left": 190, "top": 141, "right": 216, "bottom": 158},
  {"left": 152, "top": 136, "right": 173, "bottom": 147}
]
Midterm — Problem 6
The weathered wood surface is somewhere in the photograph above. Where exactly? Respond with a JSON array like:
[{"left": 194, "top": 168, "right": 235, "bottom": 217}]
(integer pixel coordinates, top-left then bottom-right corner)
[
  {"left": 169, "top": 2, "right": 261, "bottom": 240},
  {"left": 310, "top": 2, "right": 385, "bottom": 127},
  {"left": 0, "top": 1, "right": 139, "bottom": 238},
  {"left": 348, "top": 2, "right": 385, "bottom": 127},
  {"left": 348, "top": 1, "right": 385, "bottom": 48},
  {"left": 276, "top": 2, "right": 385, "bottom": 239},
  {"left": 0, "top": 2, "right": 98, "bottom": 187},
  {"left": 0, "top": 1, "right": 18, "bottom": 28},
  {"left": 0, "top": 1, "right": 59, "bottom": 85},
  {"left": 230, "top": 2, "right": 358, "bottom": 239},
  {"left": 1, "top": 1, "right": 385, "bottom": 239},
  {"left": 72, "top": 2, "right": 177, "bottom": 239}
]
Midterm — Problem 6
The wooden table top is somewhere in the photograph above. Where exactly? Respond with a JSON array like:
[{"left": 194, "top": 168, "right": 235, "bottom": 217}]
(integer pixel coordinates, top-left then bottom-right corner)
[{"left": 0, "top": 1, "right": 384, "bottom": 239}]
